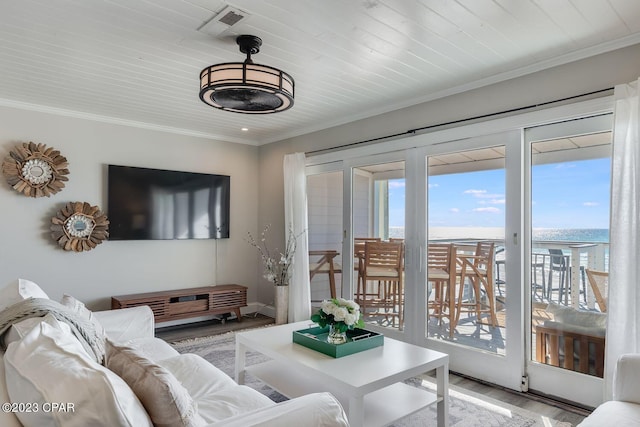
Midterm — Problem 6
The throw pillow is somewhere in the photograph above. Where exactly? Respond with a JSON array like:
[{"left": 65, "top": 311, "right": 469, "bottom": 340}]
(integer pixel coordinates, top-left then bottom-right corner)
[
  {"left": 0, "top": 278, "right": 49, "bottom": 312},
  {"left": 3, "top": 314, "right": 74, "bottom": 351},
  {"left": 105, "top": 340, "right": 206, "bottom": 427},
  {"left": 4, "top": 317, "right": 152, "bottom": 427},
  {"left": 3, "top": 318, "right": 42, "bottom": 348},
  {"left": 0, "top": 353, "right": 23, "bottom": 427}
]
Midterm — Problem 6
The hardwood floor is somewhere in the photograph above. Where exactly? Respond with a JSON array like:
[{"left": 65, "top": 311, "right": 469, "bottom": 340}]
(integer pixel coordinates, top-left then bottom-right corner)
[
  {"left": 156, "top": 315, "right": 590, "bottom": 425},
  {"left": 445, "top": 374, "right": 589, "bottom": 425},
  {"left": 155, "top": 313, "right": 275, "bottom": 342}
]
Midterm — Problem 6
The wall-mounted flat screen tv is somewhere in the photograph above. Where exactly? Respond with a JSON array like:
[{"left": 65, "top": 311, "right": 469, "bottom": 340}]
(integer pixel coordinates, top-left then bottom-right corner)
[{"left": 108, "top": 165, "right": 230, "bottom": 240}]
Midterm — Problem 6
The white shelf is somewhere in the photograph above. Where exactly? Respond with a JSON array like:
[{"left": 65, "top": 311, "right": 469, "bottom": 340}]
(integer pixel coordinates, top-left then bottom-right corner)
[{"left": 245, "top": 360, "right": 439, "bottom": 427}]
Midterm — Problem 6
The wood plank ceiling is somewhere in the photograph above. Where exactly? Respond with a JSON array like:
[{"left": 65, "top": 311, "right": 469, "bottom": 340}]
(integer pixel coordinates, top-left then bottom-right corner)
[{"left": 0, "top": 0, "right": 638, "bottom": 145}]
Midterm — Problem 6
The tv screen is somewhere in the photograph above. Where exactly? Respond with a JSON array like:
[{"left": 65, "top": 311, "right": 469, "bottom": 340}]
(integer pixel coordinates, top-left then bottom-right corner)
[{"left": 108, "top": 165, "right": 230, "bottom": 240}]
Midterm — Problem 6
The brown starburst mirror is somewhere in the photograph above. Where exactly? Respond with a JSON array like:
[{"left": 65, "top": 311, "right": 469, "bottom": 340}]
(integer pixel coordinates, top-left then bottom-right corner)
[
  {"left": 2, "top": 141, "right": 69, "bottom": 197},
  {"left": 51, "top": 202, "right": 109, "bottom": 252}
]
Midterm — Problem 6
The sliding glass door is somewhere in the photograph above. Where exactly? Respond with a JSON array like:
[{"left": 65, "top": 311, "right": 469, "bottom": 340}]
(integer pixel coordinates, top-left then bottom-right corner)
[
  {"left": 304, "top": 97, "right": 614, "bottom": 407},
  {"left": 418, "top": 132, "right": 524, "bottom": 390},
  {"left": 525, "top": 114, "right": 612, "bottom": 407}
]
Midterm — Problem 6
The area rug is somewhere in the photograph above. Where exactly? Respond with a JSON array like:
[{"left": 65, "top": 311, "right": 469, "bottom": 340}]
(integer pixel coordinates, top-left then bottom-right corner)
[{"left": 170, "top": 331, "right": 573, "bottom": 427}]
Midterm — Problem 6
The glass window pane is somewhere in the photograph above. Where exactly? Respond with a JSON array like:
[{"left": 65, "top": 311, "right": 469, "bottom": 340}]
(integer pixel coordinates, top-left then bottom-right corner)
[
  {"left": 353, "top": 162, "right": 405, "bottom": 331},
  {"left": 530, "top": 131, "right": 611, "bottom": 378},
  {"left": 427, "top": 147, "right": 506, "bottom": 354},
  {"left": 308, "top": 172, "right": 343, "bottom": 302}
]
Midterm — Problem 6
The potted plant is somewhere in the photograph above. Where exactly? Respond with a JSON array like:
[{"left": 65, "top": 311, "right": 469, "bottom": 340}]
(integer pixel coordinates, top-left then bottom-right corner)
[
  {"left": 311, "top": 298, "right": 365, "bottom": 344},
  {"left": 246, "top": 224, "right": 301, "bottom": 324}
]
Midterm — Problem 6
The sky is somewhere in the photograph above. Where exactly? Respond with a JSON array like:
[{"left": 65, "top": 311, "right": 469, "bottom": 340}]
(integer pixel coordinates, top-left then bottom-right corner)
[{"left": 388, "top": 157, "right": 611, "bottom": 229}]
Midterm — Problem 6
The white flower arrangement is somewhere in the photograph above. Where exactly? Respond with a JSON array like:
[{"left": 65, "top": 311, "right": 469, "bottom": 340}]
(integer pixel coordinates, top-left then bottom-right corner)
[
  {"left": 246, "top": 224, "right": 302, "bottom": 286},
  {"left": 311, "top": 298, "right": 365, "bottom": 333}
]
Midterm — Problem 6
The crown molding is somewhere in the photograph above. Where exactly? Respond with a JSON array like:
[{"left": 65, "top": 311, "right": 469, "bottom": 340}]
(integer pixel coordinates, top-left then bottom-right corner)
[{"left": 0, "top": 98, "right": 259, "bottom": 146}]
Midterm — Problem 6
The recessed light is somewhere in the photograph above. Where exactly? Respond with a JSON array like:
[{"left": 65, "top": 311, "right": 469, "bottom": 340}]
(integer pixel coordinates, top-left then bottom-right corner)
[{"left": 241, "top": 128, "right": 249, "bottom": 131}]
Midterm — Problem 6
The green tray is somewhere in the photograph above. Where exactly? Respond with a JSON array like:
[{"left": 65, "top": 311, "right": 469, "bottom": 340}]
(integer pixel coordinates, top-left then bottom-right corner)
[{"left": 292, "top": 326, "right": 384, "bottom": 358}]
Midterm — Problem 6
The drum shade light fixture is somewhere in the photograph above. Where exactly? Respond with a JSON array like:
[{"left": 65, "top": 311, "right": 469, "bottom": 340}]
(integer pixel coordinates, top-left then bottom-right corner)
[{"left": 199, "top": 35, "right": 294, "bottom": 114}]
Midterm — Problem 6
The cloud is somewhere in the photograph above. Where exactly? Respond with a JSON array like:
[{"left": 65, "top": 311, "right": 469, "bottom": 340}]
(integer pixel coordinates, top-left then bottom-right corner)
[
  {"left": 473, "top": 207, "right": 501, "bottom": 213},
  {"left": 583, "top": 201, "right": 599, "bottom": 207},
  {"left": 477, "top": 198, "right": 505, "bottom": 205},
  {"left": 449, "top": 208, "right": 460, "bottom": 213},
  {"left": 428, "top": 183, "right": 439, "bottom": 188},
  {"left": 464, "top": 189, "right": 504, "bottom": 200},
  {"left": 555, "top": 163, "right": 577, "bottom": 170},
  {"left": 388, "top": 181, "right": 405, "bottom": 189}
]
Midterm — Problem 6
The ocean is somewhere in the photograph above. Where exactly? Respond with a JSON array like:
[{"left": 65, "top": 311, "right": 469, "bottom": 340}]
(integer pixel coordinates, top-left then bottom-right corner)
[
  {"left": 389, "top": 226, "right": 610, "bottom": 243},
  {"left": 532, "top": 228, "right": 609, "bottom": 243},
  {"left": 387, "top": 226, "right": 609, "bottom": 268}
]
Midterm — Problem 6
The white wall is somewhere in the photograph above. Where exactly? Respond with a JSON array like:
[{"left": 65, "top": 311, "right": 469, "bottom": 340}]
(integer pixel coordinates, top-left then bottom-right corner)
[{"left": 0, "top": 106, "right": 260, "bottom": 310}]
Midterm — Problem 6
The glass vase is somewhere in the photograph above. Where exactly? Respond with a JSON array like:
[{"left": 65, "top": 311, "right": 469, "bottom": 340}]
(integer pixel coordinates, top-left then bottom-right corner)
[{"left": 327, "top": 324, "right": 347, "bottom": 344}]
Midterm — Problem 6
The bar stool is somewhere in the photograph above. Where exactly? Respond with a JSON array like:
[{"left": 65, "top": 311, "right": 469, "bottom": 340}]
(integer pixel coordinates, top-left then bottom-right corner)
[
  {"left": 547, "top": 249, "right": 570, "bottom": 304},
  {"left": 453, "top": 241, "right": 498, "bottom": 330},
  {"left": 309, "top": 250, "right": 341, "bottom": 301},
  {"left": 531, "top": 253, "right": 546, "bottom": 300},
  {"left": 427, "top": 243, "right": 457, "bottom": 335}
]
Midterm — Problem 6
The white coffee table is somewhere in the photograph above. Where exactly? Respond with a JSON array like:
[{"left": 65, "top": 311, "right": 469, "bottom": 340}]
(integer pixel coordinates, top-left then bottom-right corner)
[{"left": 235, "top": 321, "right": 449, "bottom": 427}]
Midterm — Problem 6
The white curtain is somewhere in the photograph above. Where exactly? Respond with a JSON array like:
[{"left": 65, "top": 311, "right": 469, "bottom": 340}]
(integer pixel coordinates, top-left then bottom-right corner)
[
  {"left": 605, "top": 77, "right": 640, "bottom": 399},
  {"left": 283, "top": 152, "right": 311, "bottom": 322}
]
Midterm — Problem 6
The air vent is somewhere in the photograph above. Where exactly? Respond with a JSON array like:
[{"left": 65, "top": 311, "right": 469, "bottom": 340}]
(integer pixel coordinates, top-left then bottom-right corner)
[
  {"left": 218, "top": 10, "right": 243, "bottom": 26},
  {"left": 199, "top": 6, "right": 250, "bottom": 37}
]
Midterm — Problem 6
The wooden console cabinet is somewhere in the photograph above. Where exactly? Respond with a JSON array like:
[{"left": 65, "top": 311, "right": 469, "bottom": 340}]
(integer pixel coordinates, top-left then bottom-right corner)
[{"left": 111, "top": 284, "right": 247, "bottom": 325}]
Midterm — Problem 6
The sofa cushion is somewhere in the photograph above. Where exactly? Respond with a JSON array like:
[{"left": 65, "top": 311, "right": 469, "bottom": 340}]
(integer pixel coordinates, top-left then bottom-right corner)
[
  {"left": 208, "top": 392, "right": 349, "bottom": 427},
  {"left": 105, "top": 340, "right": 206, "bottom": 427},
  {"left": 127, "top": 336, "right": 181, "bottom": 362},
  {"left": 157, "top": 353, "right": 238, "bottom": 398},
  {"left": 545, "top": 303, "right": 606, "bottom": 331},
  {"left": 93, "top": 305, "right": 155, "bottom": 342},
  {"left": 578, "top": 400, "right": 640, "bottom": 426},
  {"left": 156, "top": 354, "right": 275, "bottom": 424},
  {"left": 4, "top": 316, "right": 152, "bottom": 427},
  {"left": 196, "top": 385, "right": 278, "bottom": 424},
  {"left": 0, "top": 278, "right": 49, "bottom": 311}
]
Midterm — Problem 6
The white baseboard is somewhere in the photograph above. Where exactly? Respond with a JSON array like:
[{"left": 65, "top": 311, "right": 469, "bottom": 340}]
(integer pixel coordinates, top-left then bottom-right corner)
[{"left": 253, "top": 302, "right": 275, "bottom": 318}]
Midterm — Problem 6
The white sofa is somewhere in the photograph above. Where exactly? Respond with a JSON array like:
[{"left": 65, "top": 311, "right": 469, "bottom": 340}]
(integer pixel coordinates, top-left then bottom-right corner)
[
  {"left": 0, "top": 279, "right": 349, "bottom": 427},
  {"left": 578, "top": 354, "right": 640, "bottom": 426}
]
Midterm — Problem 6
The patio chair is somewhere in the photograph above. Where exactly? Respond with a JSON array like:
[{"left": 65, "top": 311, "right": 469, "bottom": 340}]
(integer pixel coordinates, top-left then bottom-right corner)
[
  {"left": 547, "top": 249, "right": 570, "bottom": 304},
  {"left": 353, "top": 237, "right": 382, "bottom": 300},
  {"left": 531, "top": 253, "right": 547, "bottom": 300},
  {"left": 309, "top": 250, "right": 342, "bottom": 301},
  {"left": 427, "top": 243, "right": 457, "bottom": 337},
  {"left": 535, "top": 303, "right": 606, "bottom": 377},
  {"left": 453, "top": 241, "right": 498, "bottom": 330},
  {"left": 494, "top": 247, "right": 505, "bottom": 297},
  {"left": 585, "top": 269, "right": 608, "bottom": 312},
  {"left": 547, "top": 248, "right": 587, "bottom": 305},
  {"left": 356, "top": 241, "right": 404, "bottom": 328}
]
